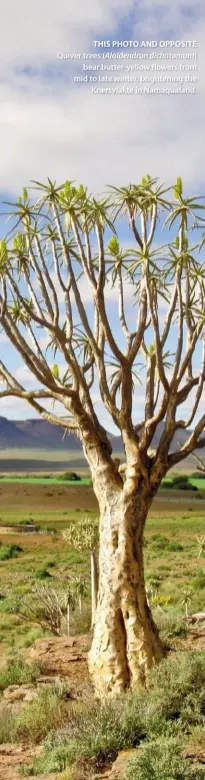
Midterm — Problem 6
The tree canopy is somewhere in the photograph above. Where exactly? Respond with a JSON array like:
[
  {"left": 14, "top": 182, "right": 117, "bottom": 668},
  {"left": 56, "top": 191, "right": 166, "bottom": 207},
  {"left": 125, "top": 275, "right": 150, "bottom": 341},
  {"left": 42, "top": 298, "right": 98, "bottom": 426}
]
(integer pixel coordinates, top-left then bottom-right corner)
[{"left": 0, "top": 175, "right": 205, "bottom": 477}]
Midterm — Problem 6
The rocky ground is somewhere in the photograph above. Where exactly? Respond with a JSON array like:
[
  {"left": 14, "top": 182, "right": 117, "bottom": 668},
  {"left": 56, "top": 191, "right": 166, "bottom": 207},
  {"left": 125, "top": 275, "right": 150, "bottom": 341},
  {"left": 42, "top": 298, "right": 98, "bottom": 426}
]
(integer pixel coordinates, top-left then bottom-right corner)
[
  {"left": 25, "top": 634, "right": 93, "bottom": 698},
  {"left": 1, "top": 628, "right": 205, "bottom": 780}
]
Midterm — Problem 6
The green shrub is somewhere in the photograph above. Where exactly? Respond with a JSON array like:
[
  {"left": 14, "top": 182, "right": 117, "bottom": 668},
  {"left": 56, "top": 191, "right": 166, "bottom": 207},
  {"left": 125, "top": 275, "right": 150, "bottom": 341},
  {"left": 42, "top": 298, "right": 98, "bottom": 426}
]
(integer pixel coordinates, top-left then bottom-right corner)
[
  {"left": 71, "top": 605, "right": 91, "bottom": 636},
  {"left": 58, "top": 472, "right": 81, "bottom": 482},
  {"left": 161, "top": 480, "right": 173, "bottom": 489},
  {"left": 21, "top": 746, "right": 76, "bottom": 775},
  {"left": 0, "top": 543, "right": 23, "bottom": 561},
  {"left": 179, "top": 483, "right": 197, "bottom": 491},
  {"left": 173, "top": 474, "right": 189, "bottom": 485},
  {"left": 147, "top": 651, "right": 205, "bottom": 716},
  {"left": 34, "top": 567, "right": 52, "bottom": 580},
  {"left": 44, "top": 654, "right": 205, "bottom": 762},
  {"left": 18, "top": 627, "right": 45, "bottom": 648},
  {"left": 172, "top": 475, "right": 198, "bottom": 492},
  {"left": 15, "top": 687, "right": 69, "bottom": 744},
  {"left": 0, "top": 594, "right": 21, "bottom": 614},
  {"left": 45, "top": 559, "right": 56, "bottom": 568},
  {"left": 148, "top": 536, "right": 183, "bottom": 554},
  {"left": 168, "top": 541, "right": 183, "bottom": 552},
  {"left": 0, "top": 658, "right": 40, "bottom": 691},
  {"left": 179, "top": 483, "right": 198, "bottom": 492},
  {"left": 40, "top": 696, "right": 144, "bottom": 769},
  {"left": 149, "top": 535, "right": 169, "bottom": 551},
  {"left": 155, "top": 608, "right": 187, "bottom": 642},
  {"left": 22, "top": 651, "right": 205, "bottom": 773},
  {"left": 191, "top": 570, "right": 205, "bottom": 591},
  {"left": 191, "top": 473, "right": 205, "bottom": 479},
  {"left": 0, "top": 703, "right": 16, "bottom": 743},
  {"left": 125, "top": 739, "right": 205, "bottom": 780}
]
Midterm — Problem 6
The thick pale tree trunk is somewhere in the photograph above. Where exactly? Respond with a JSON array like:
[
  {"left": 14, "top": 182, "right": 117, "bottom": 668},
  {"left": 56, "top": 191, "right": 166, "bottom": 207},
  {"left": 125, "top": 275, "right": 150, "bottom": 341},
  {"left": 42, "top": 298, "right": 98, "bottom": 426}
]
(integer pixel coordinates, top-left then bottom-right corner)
[
  {"left": 88, "top": 477, "right": 165, "bottom": 698},
  {"left": 90, "top": 549, "right": 99, "bottom": 628}
]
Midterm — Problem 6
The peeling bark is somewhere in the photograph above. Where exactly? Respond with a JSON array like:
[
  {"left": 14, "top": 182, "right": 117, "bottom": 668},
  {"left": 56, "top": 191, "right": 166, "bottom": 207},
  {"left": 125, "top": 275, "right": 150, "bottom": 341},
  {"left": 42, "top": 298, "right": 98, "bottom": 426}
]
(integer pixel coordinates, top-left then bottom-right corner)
[{"left": 88, "top": 475, "right": 165, "bottom": 697}]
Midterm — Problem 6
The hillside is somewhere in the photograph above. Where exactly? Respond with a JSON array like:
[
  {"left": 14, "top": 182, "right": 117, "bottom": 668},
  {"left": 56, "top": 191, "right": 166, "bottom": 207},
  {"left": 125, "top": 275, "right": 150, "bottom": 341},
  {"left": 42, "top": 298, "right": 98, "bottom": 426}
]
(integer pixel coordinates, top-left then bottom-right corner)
[
  {"left": 0, "top": 417, "right": 204, "bottom": 471},
  {"left": 113, "top": 421, "right": 194, "bottom": 454},
  {"left": 0, "top": 416, "right": 82, "bottom": 451}
]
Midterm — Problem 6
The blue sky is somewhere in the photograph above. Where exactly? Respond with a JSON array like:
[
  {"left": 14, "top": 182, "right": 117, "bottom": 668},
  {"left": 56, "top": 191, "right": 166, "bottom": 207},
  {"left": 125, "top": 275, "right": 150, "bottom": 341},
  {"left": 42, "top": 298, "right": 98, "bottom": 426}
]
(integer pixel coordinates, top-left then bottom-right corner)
[{"left": 0, "top": 0, "right": 205, "bottom": 430}]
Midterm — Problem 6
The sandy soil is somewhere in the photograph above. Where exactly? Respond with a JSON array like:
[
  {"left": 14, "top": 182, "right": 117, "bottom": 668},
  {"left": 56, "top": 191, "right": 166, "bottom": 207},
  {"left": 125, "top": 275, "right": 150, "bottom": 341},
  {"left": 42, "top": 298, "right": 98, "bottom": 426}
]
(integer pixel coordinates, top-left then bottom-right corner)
[{"left": 0, "top": 482, "right": 204, "bottom": 514}]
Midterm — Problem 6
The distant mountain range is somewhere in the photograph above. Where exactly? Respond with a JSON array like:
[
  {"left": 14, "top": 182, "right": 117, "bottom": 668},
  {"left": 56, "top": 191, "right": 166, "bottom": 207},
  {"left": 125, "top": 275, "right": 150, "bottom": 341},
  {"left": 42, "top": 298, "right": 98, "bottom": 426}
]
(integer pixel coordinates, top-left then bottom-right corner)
[
  {"left": 0, "top": 417, "right": 204, "bottom": 470},
  {"left": 0, "top": 416, "right": 82, "bottom": 451}
]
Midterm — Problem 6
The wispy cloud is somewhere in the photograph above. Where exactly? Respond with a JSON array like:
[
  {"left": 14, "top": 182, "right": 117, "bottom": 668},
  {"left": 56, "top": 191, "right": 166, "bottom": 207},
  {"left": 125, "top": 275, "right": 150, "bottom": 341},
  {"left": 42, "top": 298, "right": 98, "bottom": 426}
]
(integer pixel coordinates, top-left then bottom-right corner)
[
  {"left": 0, "top": 0, "right": 205, "bottom": 421},
  {"left": 0, "top": 2, "right": 204, "bottom": 195}
]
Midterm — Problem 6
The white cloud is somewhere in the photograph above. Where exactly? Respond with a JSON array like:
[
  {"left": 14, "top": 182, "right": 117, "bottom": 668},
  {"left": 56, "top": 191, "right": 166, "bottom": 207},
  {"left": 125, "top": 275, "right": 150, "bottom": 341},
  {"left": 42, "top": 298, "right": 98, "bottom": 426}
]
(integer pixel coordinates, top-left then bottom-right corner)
[
  {"left": 0, "top": 0, "right": 205, "bottom": 421},
  {"left": 0, "top": 77, "right": 204, "bottom": 195},
  {"left": 0, "top": 394, "right": 33, "bottom": 418},
  {"left": 14, "top": 366, "right": 37, "bottom": 384},
  {"left": 0, "top": 0, "right": 134, "bottom": 63},
  {"left": 0, "top": 3, "right": 204, "bottom": 196}
]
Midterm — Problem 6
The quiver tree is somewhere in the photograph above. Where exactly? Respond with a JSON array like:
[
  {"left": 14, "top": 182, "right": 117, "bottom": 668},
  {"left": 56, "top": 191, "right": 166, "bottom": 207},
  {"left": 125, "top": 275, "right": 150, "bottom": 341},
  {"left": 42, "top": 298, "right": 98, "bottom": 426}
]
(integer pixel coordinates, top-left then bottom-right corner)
[
  {"left": 63, "top": 588, "right": 77, "bottom": 637},
  {"left": 72, "top": 575, "right": 88, "bottom": 614},
  {"left": 1, "top": 176, "right": 205, "bottom": 696},
  {"left": 63, "top": 516, "right": 99, "bottom": 627}
]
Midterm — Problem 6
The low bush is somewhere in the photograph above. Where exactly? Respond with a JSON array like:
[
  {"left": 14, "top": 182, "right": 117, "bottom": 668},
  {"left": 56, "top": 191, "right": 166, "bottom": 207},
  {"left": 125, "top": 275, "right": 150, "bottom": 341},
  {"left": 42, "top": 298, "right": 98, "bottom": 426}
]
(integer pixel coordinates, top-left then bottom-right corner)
[
  {"left": 57, "top": 472, "right": 81, "bottom": 482},
  {"left": 172, "top": 474, "right": 189, "bottom": 485},
  {"left": 154, "top": 608, "right": 187, "bottom": 642},
  {"left": 191, "top": 570, "right": 205, "bottom": 591},
  {"left": 191, "top": 473, "right": 205, "bottom": 479},
  {"left": 125, "top": 739, "right": 205, "bottom": 780},
  {"left": 148, "top": 535, "right": 183, "bottom": 555},
  {"left": 15, "top": 687, "right": 69, "bottom": 744},
  {"left": 177, "top": 483, "right": 198, "bottom": 492},
  {"left": 161, "top": 480, "right": 173, "bottom": 489},
  {"left": 168, "top": 541, "right": 183, "bottom": 552},
  {"left": 18, "top": 627, "right": 45, "bottom": 648},
  {"left": 0, "top": 543, "right": 23, "bottom": 561},
  {"left": 0, "top": 703, "right": 16, "bottom": 743},
  {"left": 149, "top": 534, "right": 169, "bottom": 551},
  {"left": 34, "top": 567, "right": 52, "bottom": 580},
  {"left": 45, "top": 559, "right": 56, "bottom": 569},
  {"left": 20, "top": 651, "right": 205, "bottom": 775},
  {"left": 0, "top": 594, "right": 21, "bottom": 614},
  {"left": 172, "top": 475, "right": 198, "bottom": 492},
  {"left": 147, "top": 651, "right": 205, "bottom": 714},
  {"left": 71, "top": 605, "right": 91, "bottom": 636},
  {"left": 21, "top": 745, "right": 75, "bottom": 775},
  {"left": 0, "top": 658, "right": 40, "bottom": 691}
]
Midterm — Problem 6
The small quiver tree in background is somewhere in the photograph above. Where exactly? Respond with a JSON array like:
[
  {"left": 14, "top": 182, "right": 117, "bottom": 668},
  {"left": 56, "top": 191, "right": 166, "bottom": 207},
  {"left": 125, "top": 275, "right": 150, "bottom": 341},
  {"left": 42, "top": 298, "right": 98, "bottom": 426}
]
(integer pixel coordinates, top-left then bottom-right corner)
[{"left": 63, "top": 516, "right": 99, "bottom": 628}]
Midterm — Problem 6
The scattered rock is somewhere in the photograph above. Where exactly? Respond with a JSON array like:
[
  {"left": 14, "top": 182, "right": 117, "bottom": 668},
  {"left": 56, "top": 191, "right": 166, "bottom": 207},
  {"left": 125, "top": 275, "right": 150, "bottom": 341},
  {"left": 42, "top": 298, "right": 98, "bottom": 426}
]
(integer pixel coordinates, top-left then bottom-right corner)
[
  {"left": 93, "top": 745, "right": 205, "bottom": 780},
  {"left": 24, "top": 776, "right": 61, "bottom": 780},
  {"left": 110, "top": 750, "right": 139, "bottom": 777},
  {"left": 38, "top": 675, "right": 60, "bottom": 684},
  {"left": 93, "top": 749, "right": 138, "bottom": 779},
  {"left": 0, "top": 744, "right": 42, "bottom": 780},
  {"left": 187, "top": 612, "right": 205, "bottom": 624},
  {"left": 185, "top": 745, "right": 205, "bottom": 763},
  {"left": 25, "top": 635, "right": 93, "bottom": 696},
  {"left": 179, "top": 626, "right": 205, "bottom": 651},
  {"left": 3, "top": 684, "right": 38, "bottom": 703}
]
